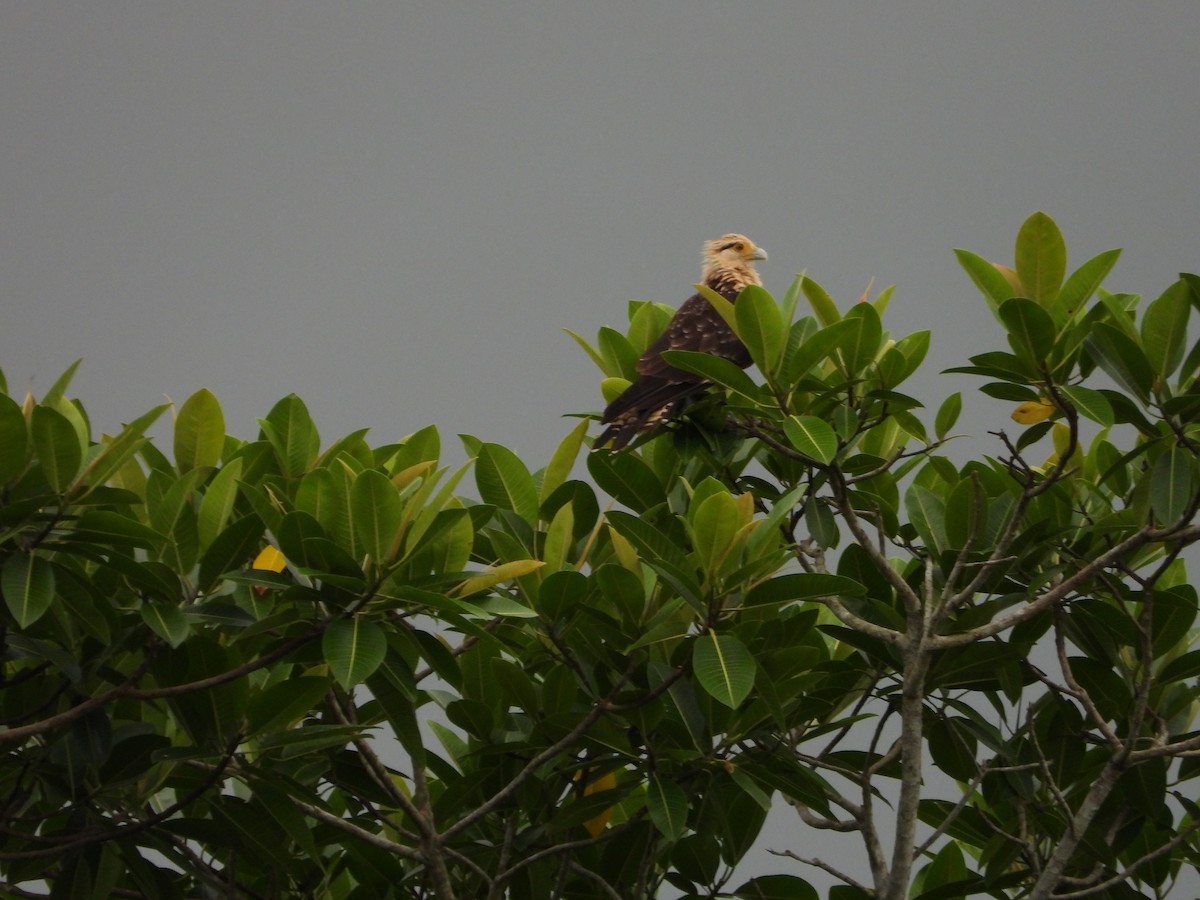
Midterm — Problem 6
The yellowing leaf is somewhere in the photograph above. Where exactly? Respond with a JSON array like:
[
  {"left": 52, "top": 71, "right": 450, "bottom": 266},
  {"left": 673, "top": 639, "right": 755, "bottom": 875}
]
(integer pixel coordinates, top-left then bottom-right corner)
[
  {"left": 575, "top": 769, "right": 618, "bottom": 837},
  {"left": 392, "top": 459, "right": 435, "bottom": 491},
  {"left": 456, "top": 559, "right": 545, "bottom": 596},
  {"left": 252, "top": 545, "right": 288, "bottom": 573},
  {"left": 1012, "top": 398, "right": 1056, "bottom": 425}
]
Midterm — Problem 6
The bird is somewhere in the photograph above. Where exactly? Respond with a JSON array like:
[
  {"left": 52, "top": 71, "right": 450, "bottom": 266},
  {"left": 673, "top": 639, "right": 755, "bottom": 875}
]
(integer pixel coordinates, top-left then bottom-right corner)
[{"left": 594, "top": 233, "right": 767, "bottom": 450}]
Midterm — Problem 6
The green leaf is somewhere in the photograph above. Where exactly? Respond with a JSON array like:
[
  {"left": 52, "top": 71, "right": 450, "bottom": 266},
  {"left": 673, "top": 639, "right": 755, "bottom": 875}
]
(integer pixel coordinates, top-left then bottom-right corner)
[
  {"left": 539, "top": 419, "right": 588, "bottom": 504},
  {"left": 1150, "top": 447, "right": 1194, "bottom": 525},
  {"left": 323, "top": 618, "right": 387, "bottom": 689},
  {"left": 587, "top": 449, "right": 666, "bottom": 514},
  {"left": 659, "top": 350, "right": 760, "bottom": 402},
  {"left": 935, "top": 392, "right": 962, "bottom": 440},
  {"left": 694, "top": 633, "right": 755, "bottom": 709},
  {"left": 1014, "top": 211, "right": 1067, "bottom": 304},
  {"left": 838, "top": 302, "right": 883, "bottom": 376},
  {"left": 197, "top": 458, "right": 244, "bottom": 550},
  {"left": 476, "top": 443, "right": 539, "bottom": 524},
  {"left": 998, "top": 297, "right": 1055, "bottom": 365},
  {"left": 1141, "top": 279, "right": 1190, "bottom": 379},
  {"left": 690, "top": 491, "right": 740, "bottom": 576},
  {"left": 174, "top": 388, "right": 226, "bottom": 473},
  {"left": 782, "top": 416, "right": 838, "bottom": 465},
  {"left": 646, "top": 774, "right": 689, "bottom": 842},
  {"left": 246, "top": 676, "right": 331, "bottom": 735},
  {"left": 734, "top": 874, "right": 819, "bottom": 900},
  {"left": 41, "top": 359, "right": 83, "bottom": 407},
  {"left": 197, "top": 515, "right": 264, "bottom": 593},
  {"left": 1159, "top": 648, "right": 1200, "bottom": 685},
  {"left": 2, "top": 554, "right": 55, "bottom": 627},
  {"left": 31, "top": 405, "right": 82, "bottom": 493},
  {"left": 1058, "top": 385, "right": 1114, "bottom": 427},
  {"left": 906, "top": 484, "right": 947, "bottom": 554},
  {"left": 1052, "top": 248, "right": 1121, "bottom": 321},
  {"left": 74, "top": 403, "right": 169, "bottom": 498},
  {"left": 351, "top": 468, "right": 405, "bottom": 564},
  {"left": 563, "top": 328, "right": 609, "bottom": 375},
  {"left": 735, "top": 284, "right": 785, "bottom": 374},
  {"left": 954, "top": 248, "right": 1017, "bottom": 315},
  {"left": 0, "top": 393, "right": 28, "bottom": 484},
  {"left": 140, "top": 602, "right": 190, "bottom": 647},
  {"left": 744, "top": 573, "right": 865, "bottom": 607},
  {"left": 598, "top": 327, "right": 640, "bottom": 380},
  {"left": 258, "top": 394, "right": 320, "bottom": 478},
  {"left": 73, "top": 510, "right": 165, "bottom": 550},
  {"left": 1084, "top": 323, "right": 1154, "bottom": 403},
  {"left": 800, "top": 276, "right": 841, "bottom": 325}
]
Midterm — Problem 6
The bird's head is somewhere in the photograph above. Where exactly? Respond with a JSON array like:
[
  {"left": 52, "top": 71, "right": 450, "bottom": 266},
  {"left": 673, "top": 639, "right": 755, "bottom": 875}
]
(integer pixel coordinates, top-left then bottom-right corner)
[{"left": 702, "top": 234, "right": 768, "bottom": 279}]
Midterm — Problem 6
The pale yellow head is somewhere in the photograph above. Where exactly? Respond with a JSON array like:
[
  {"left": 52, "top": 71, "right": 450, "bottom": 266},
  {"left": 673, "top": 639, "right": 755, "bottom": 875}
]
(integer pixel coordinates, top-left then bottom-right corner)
[{"left": 701, "top": 234, "right": 768, "bottom": 282}]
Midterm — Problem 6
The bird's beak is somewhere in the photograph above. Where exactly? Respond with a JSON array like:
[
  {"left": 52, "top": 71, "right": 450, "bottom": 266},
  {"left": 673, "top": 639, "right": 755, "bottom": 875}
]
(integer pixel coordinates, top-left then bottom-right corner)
[{"left": 749, "top": 247, "right": 768, "bottom": 262}]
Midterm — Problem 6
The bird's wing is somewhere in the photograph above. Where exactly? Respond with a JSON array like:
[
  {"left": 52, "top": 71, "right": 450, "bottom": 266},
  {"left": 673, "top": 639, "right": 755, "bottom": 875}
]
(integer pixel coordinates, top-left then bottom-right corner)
[{"left": 635, "top": 292, "right": 750, "bottom": 379}]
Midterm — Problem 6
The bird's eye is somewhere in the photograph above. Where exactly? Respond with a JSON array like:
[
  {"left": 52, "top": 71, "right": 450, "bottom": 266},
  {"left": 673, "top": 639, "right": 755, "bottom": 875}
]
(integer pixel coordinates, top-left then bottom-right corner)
[{"left": 733, "top": 242, "right": 744, "bottom": 252}]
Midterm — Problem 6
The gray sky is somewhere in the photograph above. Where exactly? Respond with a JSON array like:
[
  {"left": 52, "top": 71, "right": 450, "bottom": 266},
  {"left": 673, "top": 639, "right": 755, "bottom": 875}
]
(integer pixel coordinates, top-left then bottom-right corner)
[{"left": 4, "top": 2, "right": 1200, "bottom": 893}]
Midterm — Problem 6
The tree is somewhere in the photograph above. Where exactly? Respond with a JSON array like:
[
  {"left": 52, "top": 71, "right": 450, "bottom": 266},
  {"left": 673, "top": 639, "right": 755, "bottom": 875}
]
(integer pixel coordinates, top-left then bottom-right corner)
[{"left": 1, "top": 213, "right": 1198, "bottom": 899}]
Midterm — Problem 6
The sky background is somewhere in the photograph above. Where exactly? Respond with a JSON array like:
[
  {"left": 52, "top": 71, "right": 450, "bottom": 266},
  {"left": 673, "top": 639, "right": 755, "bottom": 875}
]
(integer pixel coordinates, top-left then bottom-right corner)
[{"left": 4, "top": 2, "right": 1199, "bottom": 893}]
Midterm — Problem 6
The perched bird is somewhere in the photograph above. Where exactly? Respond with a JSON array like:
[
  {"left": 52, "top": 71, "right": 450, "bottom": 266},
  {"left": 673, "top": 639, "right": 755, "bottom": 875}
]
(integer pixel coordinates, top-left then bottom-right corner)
[{"left": 595, "top": 233, "right": 767, "bottom": 449}]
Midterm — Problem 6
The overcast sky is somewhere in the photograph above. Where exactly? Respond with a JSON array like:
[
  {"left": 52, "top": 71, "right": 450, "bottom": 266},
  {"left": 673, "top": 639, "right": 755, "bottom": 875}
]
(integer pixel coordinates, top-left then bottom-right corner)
[{"left": 4, "top": 2, "right": 1199, "bottom": 892}]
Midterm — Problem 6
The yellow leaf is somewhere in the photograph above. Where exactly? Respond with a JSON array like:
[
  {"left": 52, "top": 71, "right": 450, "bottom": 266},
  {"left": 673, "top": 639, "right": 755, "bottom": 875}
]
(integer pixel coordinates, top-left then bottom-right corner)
[
  {"left": 455, "top": 559, "right": 545, "bottom": 596},
  {"left": 606, "top": 525, "right": 640, "bottom": 571},
  {"left": 252, "top": 545, "right": 288, "bottom": 573},
  {"left": 994, "top": 262, "right": 1023, "bottom": 296},
  {"left": 575, "top": 768, "right": 618, "bottom": 837},
  {"left": 392, "top": 459, "right": 435, "bottom": 491},
  {"left": 1012, "top": 398, "right": 1056, "bottom": 425}
]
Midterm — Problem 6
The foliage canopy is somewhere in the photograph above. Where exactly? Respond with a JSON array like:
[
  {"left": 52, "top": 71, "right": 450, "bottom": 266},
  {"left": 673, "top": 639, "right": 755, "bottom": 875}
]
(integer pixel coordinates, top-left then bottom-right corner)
[{"left": 2, "top": 213, "right": 1199, "bottom": 899}]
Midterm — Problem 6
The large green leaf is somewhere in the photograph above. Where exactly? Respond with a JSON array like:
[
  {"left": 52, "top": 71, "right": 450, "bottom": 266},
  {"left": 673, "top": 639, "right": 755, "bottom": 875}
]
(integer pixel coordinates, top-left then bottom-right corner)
[
  {"left": 954, "top": 249, "right": 1017, "bottom": 315},
  {"left": 934, "top": 392, "right": 962, "bottom": 440},
  {"left": 1141, "top": 279, "right": 1190, "bottom": 379},
  {"left": 0, "top": 393, "right": 29, "bottom": 484},
  {"left": 1150, "top": 447, "right": 1194, "bottom": 525},
  {"left": 140, "top": 602, "right": 190, "bottom": 647},
  {"left": 646, "top": 774, "right": 689, "bottom": 842},
  {"left": 1051, "top": 247, "right": 1121, "bottom": 322},
  {"left": 837, "top": 302, "right": 883, "bottom": 376},
  {"left": 1058, "top": 385, "right": 1114, "bottom": 427},
  {"left": 1084, "top": 323, "right": 1154, "bottom": 403},
  {"left": 659, "top": 350, "right": 760, "bottom": 402},
  {"left": 539, "top": 419, "right": 588, "bottom": 504},
  {"left": 351, "top": 468, "right": 405, "bottom": 563},
  {"left": 197, "top": 515, "right": 264, "bottom": 593},
  {"left": 475, "top": 442, "right": 539, "bottom": 523},
  {"left": 800, "top": 275, "right": 841, "bottom": 326},
  {"left": 744, "top": 573, "right": 865, "bottom": 607},
  {"left": 197, "top": 458, "right": 244, "bottom": 550},
  {"left": 2, "top": 553, "right": 55, "bottom": 627},
  {"left": 323, "top": 618, "right": 387, "bottom": 688},
  {"left": 246, "top": 676, "right": 331, "bottom": 735},
  {"left": 735, "top": 284, "right": 786, "bottom": 375},
  {"left": 1014, "top": 211, "right": 1066, "bottom": 304},
  {"left": 174, "top": 388, "right": 226, "bottom": 473},
  {"left": 690, "top": 491, "right": 741, "bottom": 577},
  {"left": 694, "top": 632, "right": 755, "bottom": 709},
  {"left": 998, "top": 297, "right": 1055, "bottom": 366},
  {"left": 258, "top": 394, "right": 320, "bottom": 478},
  {"left": 587, "top": 448, "right": 666, "bottom": 514},
  {"left": 782, "top": 416, "right": 838, "bottom": 465},
  {"left": 905, "top": 484, "right": 947, "bottom": 554},
  {"left": 31, "top": 405, "right": 82, "bottom": 493},
  {"left": 734, "top": 874, "right": 819, "bottom": 900}
]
